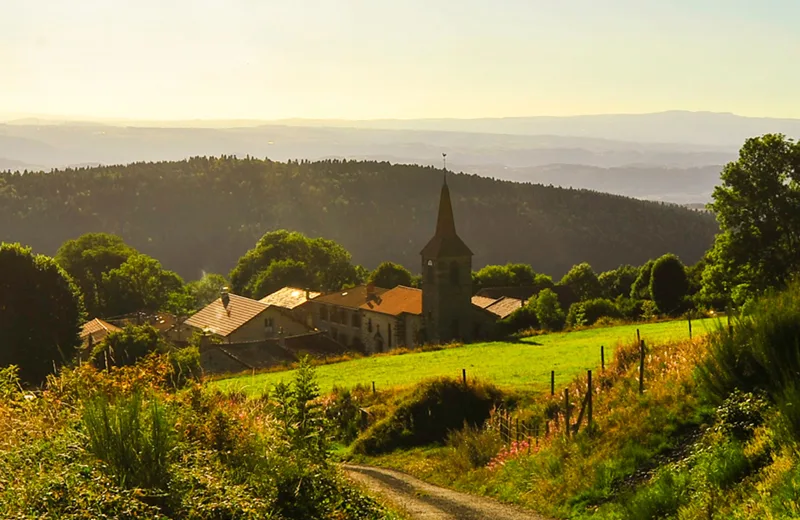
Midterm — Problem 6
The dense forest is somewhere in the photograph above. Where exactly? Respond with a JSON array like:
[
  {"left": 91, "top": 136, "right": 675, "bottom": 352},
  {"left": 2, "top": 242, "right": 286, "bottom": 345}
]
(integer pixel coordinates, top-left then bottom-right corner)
[{"left": 0, "top": 157, "right": 717, "bottom": 280}]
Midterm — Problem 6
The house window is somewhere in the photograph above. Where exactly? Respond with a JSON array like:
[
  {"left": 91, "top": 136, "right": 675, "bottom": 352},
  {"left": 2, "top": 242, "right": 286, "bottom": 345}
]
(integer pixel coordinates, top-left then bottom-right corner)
[
  {"left": 352, "top": 313, "right": 361, "bottom": 328},
  {"left": 339, "top": 309, "right": 347, "bottom": 325},
  {"left": 450, "top": 261, "right": 460, "bottom": 285},
  {"left": 320, "top": 306, "right": 329, "bottom": 321},
  {"left": 368, "top": 318, "right": 373, "bottom": 333},
  {"left": 388, "top": 323, "right": 392, "bottom": 349},
  {"left": 264, "top": 317, "right": 274, "bottom": 331}
]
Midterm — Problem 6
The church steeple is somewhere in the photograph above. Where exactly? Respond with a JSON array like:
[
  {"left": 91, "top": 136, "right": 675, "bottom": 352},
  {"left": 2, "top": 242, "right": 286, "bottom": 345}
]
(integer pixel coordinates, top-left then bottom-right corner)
[
  {"left": 421, "top": 156, "right": 475, "bottom": 344},
  {"left": 421, "top": 171, "right": 473, "bottom": 258}
]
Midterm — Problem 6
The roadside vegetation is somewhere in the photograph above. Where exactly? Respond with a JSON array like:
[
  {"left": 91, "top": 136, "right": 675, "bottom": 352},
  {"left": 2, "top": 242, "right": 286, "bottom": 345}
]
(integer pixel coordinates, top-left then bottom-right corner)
[
  {"left": 341, "top": 282, "right": 800, "bottom": 519},
  {"left": 0, "top": 355, "right": 400, "bottom": 519}
]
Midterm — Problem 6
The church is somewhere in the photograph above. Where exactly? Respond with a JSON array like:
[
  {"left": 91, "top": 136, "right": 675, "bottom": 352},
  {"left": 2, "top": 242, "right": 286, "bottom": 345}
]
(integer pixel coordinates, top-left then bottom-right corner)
[{"left": 420, "top": 171, "right": 496, "bottom": 343}]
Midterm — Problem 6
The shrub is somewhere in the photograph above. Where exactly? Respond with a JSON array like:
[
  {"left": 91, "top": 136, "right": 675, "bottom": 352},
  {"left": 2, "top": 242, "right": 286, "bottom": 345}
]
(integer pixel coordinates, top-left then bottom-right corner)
[
  {"left": 567, "top": 298, "right": 622, "bottom": 328},
  {"left": 535, "top": 288, "right": 566, "bottom": 331},
  {"left": 497, "top": 304, "right": 539, "bottom": 336},
  {"left": 273, "top": 356, "right": 328, "bottom": 458},
  {"left": 82, "top": 392, "right": 175, "bottom": 490},
  {"left": 0, "top": 365, "right": 21, "bottom": 399},
  {"left": 447, "top": 424, "right": 503, "bottom": 469},
  {"left": 649, "top": 253, "right": 689, "bottom": 315},
  {"left": 168, "top": 346, "right": 202, "bottom": 388},
  {"left": 92, "top": 325, "right": 166, "bottom": 369},
  {"left": 352, "top": 378, "right": 503, "bottom": 455},
  {"left": 698, "top": 281, "right": 800, "bottom": 445}
]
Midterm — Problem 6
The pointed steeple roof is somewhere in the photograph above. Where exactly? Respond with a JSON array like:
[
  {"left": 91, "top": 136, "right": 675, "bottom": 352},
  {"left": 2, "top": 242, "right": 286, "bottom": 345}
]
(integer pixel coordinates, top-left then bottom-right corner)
[{"left": 421, "top": 173, "right": 473, "bottom": 258}]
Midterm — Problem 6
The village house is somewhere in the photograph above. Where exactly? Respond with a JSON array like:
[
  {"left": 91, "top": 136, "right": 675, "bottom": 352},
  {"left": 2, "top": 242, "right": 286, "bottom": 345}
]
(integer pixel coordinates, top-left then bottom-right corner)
[
  {"left": 302, "top": 284, "right": 389, "bottom": 350},
  {"left": 359, "top": 285, "right": 423, "bottom": 353},
  {"left": 184, "top": 290, "right": 312, "bottom": 343},
  {"left": 79, "top": 318, "right": 122, "bottom": 361},
  {"left": 471, "top": 295, "right": 524, "bottom": 320},
  {"left": 259, "top": 286, "right": 321, "bottom": 328}
]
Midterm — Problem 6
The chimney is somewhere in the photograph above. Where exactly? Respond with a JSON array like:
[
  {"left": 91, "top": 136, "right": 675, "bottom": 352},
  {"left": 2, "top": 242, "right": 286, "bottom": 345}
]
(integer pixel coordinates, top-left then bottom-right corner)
[
  {"left": 220, "top": 287, "right": 230, "bottom": 308},
  {"left": 305, "top": 288, "right": 310, "bottom": 300},
  {"left": 366, "top": 282, "right": 375, "bottom": 300}
]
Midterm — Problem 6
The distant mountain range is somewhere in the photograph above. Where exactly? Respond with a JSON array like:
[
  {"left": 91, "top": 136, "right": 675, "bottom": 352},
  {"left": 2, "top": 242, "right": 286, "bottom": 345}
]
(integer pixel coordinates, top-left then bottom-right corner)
[{"left": 1, "top": 110, "right": 795, "bottom": 203}]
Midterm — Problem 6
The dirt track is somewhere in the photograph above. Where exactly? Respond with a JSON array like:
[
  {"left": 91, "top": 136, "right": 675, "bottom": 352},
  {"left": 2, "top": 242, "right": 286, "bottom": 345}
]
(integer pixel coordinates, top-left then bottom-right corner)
[{"left": 342, "top": 463, "right": 548, "bottom": 520}]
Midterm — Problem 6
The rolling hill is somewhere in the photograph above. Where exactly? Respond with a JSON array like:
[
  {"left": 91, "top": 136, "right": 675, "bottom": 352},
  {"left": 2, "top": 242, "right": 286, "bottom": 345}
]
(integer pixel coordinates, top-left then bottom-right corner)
[{"left": 0, "top": 158, "right": 718, "bottom": 280}]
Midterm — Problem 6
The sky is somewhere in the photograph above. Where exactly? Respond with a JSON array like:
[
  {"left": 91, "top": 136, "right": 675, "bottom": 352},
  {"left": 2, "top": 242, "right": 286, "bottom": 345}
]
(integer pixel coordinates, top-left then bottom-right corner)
[{"left": 1, "top": 0, "right": 799, "bottom": 121}]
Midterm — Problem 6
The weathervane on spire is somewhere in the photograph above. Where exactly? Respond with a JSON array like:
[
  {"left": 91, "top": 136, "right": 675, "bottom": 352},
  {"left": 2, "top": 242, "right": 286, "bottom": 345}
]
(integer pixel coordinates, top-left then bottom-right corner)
[{"left": 442, "top": 153, "right": 448, "bottom": 184}]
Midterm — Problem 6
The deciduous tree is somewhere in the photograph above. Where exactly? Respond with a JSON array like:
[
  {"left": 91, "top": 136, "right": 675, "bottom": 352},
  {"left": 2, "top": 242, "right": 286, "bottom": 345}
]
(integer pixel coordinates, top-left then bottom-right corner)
[{"left": 0, "top": 243, "right": 84, "bottom": 385}]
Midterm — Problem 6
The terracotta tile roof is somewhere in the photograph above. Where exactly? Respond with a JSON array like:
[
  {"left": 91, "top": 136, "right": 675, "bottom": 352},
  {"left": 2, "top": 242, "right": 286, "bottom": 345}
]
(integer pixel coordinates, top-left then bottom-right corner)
[
  {"left": 81, "top": 318, "right": 122, "bottom": 340},
  {"left": 313, "top": 285, "right": 389, "bottom": 309},
  {"left": 184, "top": 293, "right": 268, "bottom": 337},
  {"left": 471, "top": 295, "right": 499, "bottom": 309},
  {"left": 484, "top": 297, "right": 524, "bottom": 320},
  {"left": 259, "top": 286, "right": 321, "bottom": 309},
  {"left": 360, "top": 286, "right": 422, "bottom": 316}
]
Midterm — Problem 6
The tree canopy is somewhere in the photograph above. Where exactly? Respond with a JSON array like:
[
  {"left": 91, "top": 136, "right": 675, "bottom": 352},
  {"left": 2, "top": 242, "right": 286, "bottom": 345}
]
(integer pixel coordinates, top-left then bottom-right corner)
[
  {"left": 229, "top": 230, "right": 361, "bottom": 299},
  {"left": 704, "top": 134, "right": 800, "bottom": 306},
  {"left": 369, "top": 262, "right": 414, "bottom": 289},
  {"left": 649, "top": 254, "right": 689, "bottom": 315},
  {"left": 103, "top": 253, "right": 184, "bottom": 317},
  {"left": 0, "top": 157, "right": 717, "bottom": 281},
  {"left": 55, "top": 233, "right": 136, "bottom": 318},
  {"left": 559, "top": 262, "right": 603, "bottom": 302},
  {"left": 598, "top": 264, "right": 639, "bottom": 300},
  {"left": 0, "top": 243, "right": 85, "bottom": 385}
]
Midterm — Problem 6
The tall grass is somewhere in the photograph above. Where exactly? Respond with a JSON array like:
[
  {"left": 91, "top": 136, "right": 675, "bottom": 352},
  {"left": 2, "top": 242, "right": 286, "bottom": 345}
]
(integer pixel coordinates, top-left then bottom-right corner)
[
  {"left": 82, "top": 392, "right": 174, "bottom": 490},
  {"left": 698, "top": 281, "right": 800, "bottom": 443}
]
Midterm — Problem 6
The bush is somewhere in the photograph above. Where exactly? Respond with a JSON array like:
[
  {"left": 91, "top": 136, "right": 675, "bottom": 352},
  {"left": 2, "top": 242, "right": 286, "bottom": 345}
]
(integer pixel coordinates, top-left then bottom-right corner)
[
  {"left": 698, "top": 281, "right": 800, "bottom": 444},
  {"left": 352, "top": 378, "right": 503, "bottom": 455},
  {"left": 168, "top": 346, "right": 202, "bottom": 388},
  {"left": 497, "top": 304, "right": 539, "bottom": 336},
  {"left": 447, "top": 424, "right": 503, "bottom": 469},
  {"left": 650, "top": 254, "right": 689, "bottom": 315},
  {"left": 623, "top": 468, "right": 690, "bottom": 520},
  {"left": 93, "top": 325, "right": 166, "bottom": 369},
  {"left": 0, "top": 365, "right": 20, "bottom": 400},
  {"left": 82, "top": 392, "right": 175, "bottom": 490},
  {"left": 535, "top": 288, "right": 566, "bottom": 331},
  {"left": 566, "top": 298, "right": 622, "bottom": 328}
]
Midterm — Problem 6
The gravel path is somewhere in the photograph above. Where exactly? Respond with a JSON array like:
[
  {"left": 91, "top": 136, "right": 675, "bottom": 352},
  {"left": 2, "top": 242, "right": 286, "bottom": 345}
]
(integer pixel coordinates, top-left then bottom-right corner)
[{"left": 342, "top": 463, "right": 548, "bottom": 520}]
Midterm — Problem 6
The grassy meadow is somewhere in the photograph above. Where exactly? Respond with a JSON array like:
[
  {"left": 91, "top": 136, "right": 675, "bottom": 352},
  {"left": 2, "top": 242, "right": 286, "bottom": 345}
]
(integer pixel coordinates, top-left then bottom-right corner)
[{"left": 211, "top": 317, "right": 720, "bottom": 396}]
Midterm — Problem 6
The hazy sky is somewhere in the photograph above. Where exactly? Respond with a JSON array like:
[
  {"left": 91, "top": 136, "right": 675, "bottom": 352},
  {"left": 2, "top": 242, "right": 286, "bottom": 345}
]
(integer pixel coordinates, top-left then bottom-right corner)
[{"left": 2, "top": 0, "right": 799, "bottom": 120}]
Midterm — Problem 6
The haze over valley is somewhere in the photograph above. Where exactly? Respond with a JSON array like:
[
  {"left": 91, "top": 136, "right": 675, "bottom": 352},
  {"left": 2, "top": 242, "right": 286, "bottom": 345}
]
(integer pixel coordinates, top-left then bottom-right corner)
[{"left": 4, "top": 111, "right": 798, "bottom": 204}]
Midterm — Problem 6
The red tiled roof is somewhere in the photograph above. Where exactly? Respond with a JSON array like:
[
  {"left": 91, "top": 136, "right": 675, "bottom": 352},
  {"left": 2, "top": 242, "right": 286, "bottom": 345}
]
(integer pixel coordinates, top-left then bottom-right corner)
[
  {"left": 313, "top": 285, "right": 389, "bottom": 309},
  {"left": 184, "top": 293, "right": 268, "bottom": 337},
  {"left": 360, "top": 286, "right": 422, "bottom": 316},
  {"left": 259, "top": 286, "right": 321, "bottom": 309}
]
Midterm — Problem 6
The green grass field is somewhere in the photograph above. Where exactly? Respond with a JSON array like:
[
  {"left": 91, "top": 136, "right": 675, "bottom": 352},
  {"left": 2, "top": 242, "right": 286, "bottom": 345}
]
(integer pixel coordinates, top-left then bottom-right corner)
[{"left": 210, "top": 318, "right": 721, "bottom": 396}]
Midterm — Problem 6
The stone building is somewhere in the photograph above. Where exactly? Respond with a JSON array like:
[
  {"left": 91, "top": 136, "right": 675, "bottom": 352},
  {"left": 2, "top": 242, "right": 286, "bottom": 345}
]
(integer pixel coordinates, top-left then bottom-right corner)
[{"left": 421, "top": 174, "right": 494, "bottom": 343}]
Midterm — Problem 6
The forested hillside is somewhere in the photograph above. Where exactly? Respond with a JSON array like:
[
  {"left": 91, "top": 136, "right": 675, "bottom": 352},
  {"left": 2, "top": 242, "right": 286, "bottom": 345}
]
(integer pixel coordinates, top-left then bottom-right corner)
[{"left": 0, "top": 157, "right": 717, "bottom": 280}]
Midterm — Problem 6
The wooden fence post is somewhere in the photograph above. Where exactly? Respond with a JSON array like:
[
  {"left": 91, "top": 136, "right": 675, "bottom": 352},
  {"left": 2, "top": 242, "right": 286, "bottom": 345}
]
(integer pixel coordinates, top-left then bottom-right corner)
[
  {"left": 636, "top": 328, "right": 640, "bottom": 344},
  {"left": 639, "top": 340, "right": 645, "bottom": 395},
  {"left": 601, "top": 345, "right": 605, "bottom": 371},
  {"left": 462, "top": 368, "right": 467, "bottom": 386},
  {"left": 372, "top": 381, "right": 376, "bottom": 394},
  {"left": 587, "top": 369, "right": 593, "bottom": 430},
  {"left": 551, "top": 370, "right": 555, "bottom": 396},
  {"left": 564, "top": 388, "right": 571, "bottom": 438},
  {"left": 688, "top": 317, "right": 693, "bottom": 339},
  {"left": 516, "top": 418, "right": 520, "bottom": 443}
]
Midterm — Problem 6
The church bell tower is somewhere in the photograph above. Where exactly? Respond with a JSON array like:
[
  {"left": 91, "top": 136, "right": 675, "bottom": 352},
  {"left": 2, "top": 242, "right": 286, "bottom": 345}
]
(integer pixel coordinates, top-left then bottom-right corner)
[{"left": 421, "top": 157, "right": 474, "bottom": 343}]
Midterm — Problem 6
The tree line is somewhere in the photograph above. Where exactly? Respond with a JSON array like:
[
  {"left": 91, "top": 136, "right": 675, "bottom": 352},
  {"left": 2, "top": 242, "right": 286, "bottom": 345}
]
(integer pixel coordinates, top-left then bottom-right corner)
[
  {"left": 0, "top": 156, "right": 717, "bottom": 281},
  {"left": 1, "top": 133, "right": 797, "bottom": 386}
]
